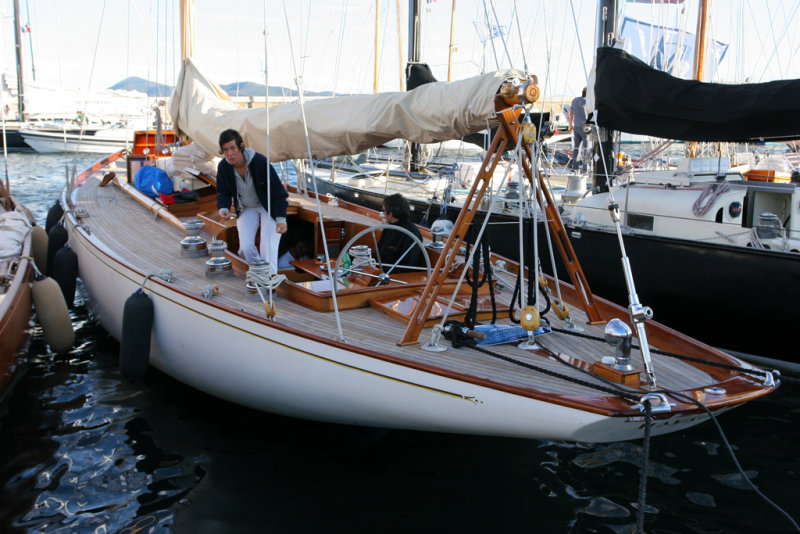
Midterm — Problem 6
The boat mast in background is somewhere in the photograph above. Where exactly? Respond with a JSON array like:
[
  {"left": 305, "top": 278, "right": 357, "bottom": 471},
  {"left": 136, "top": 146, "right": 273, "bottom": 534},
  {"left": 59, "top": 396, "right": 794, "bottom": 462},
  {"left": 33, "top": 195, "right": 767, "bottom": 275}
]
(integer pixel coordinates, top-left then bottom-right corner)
[
  {"left": 593, "top": 0, "right": 617, "bottom": 192},
  {"left": 408, "top": 0, "right": 423, "bottom": 171},
  {"left": 180, "top": 0, "right": 195, "bottom": 61},
  {"left": 447, "top": 0, "right": 456, "bottom": 81},
  {"left": 12, "top": 0, "right": 26, "bottom": 121},
  {"left": 687, "top": 0, "right": 709, "bottom": 158}
]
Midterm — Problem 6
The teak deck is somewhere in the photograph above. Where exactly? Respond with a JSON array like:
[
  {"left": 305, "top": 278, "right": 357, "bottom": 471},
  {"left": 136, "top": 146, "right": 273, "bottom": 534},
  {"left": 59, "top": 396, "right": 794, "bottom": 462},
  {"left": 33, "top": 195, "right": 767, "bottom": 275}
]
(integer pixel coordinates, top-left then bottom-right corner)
[{"left": 69, "top": 158, "right": 737, "bottom": 410}]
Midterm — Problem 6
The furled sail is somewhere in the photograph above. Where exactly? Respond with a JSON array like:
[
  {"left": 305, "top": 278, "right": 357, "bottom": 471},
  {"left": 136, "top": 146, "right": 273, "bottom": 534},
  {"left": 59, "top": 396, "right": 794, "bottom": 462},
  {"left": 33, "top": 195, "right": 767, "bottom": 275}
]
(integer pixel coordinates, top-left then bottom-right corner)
[
  {"left": 169, "top": 57, "right": 521, "bottom": 162},
  {"left": 594, "top": 47, "right": 800, "bottom": 142}
]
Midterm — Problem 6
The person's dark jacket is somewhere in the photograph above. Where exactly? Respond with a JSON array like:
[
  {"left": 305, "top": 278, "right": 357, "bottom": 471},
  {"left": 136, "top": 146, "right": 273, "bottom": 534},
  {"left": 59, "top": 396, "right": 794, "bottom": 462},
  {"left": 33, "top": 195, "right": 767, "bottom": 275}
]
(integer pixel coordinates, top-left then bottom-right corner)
[
  {"left": 377, "top": 219, "right": 423, "bottom": 270},
  {"left": 216, "top": 151, "right": 288, "bottom": 220}
]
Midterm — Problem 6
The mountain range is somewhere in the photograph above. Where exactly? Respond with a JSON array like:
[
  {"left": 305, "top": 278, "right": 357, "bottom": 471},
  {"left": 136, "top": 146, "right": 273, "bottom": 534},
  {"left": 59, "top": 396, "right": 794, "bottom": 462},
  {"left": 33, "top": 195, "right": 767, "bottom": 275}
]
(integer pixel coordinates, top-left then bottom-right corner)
[{"left": 109, "top": 77, "right": 341, "bottom": 98}]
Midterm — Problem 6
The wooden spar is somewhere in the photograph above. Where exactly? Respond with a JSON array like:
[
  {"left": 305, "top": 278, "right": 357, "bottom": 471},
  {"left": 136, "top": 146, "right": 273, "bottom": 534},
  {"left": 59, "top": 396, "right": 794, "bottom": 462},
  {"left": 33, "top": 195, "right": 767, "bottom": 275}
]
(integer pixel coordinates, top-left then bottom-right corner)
[
  {"left": 400, "top": 87, "right": 602, "bottom": 345},
  {"left": 181, "top": 0, "right": 195, "bottom": 60},
  {"left": 447, "top": 0, "right": 456, "bottom": 82},
  {"left": 692, "top": 0, "right": 710, "bottom": 82},
  {"left": 687, "top": 0, "right": 709, "bottom": 158}
]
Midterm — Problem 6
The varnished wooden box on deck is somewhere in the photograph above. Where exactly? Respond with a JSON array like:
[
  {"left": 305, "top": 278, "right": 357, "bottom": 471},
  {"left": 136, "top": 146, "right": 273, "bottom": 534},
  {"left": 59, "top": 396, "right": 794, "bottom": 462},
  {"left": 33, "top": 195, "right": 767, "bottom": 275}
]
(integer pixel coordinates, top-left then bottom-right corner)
[{"left": 590, "top": 361, "right": 641, "bottom": 385}]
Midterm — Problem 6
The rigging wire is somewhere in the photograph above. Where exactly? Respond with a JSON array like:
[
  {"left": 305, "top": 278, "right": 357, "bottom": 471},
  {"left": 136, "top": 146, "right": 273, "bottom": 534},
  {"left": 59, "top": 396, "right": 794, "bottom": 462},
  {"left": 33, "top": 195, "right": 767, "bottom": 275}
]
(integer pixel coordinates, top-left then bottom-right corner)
[
  {"left": 331, "top": 0, "right": 350, "bottom": 95},
  {"left": 511, "top": 0, "right": 527, "bottom": 73},
  {"left": 281, "top": 0, "right": 345, "bottom": 342},
  {"left": 480, "top": 0, "right": 500, "bottom": 70},
  {"left": 432, "top": 128, "right": 524, "bottom": 334},
  {"left": 262, "top": 0, "right": 277, "bottom": 313},
  {"left": 758, "top": 0, "right": 800, "bottom": 81},
  {"left": 487, "top": 0, "right": 513, "bottom": 69}
]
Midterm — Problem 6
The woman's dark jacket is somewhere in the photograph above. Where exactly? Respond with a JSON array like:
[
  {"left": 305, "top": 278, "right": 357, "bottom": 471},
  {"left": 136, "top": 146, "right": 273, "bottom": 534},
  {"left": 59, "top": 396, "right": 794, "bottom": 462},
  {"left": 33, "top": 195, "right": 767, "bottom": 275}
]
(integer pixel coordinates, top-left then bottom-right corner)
[{"left": 216, "top": 152, "right": 288, "bottom": 220}]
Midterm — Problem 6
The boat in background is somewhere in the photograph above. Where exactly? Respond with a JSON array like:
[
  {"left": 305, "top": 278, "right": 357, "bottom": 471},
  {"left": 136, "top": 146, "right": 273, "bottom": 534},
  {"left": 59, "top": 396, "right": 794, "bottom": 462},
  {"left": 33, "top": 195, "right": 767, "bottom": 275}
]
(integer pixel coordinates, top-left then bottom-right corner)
[
  {"left": 552, "top": 40, "right": 800, "bottom": 368},
  {"left": 19, "top": 123, "right": 139, "bottom": 154}
]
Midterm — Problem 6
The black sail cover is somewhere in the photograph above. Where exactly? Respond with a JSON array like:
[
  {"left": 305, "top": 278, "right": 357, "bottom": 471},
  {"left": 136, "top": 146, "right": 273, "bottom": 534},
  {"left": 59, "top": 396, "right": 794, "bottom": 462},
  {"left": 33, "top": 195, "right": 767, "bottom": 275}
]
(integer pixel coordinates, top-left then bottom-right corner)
[{"left": 595, "top": 47, "right": 800, "bottom": 142}]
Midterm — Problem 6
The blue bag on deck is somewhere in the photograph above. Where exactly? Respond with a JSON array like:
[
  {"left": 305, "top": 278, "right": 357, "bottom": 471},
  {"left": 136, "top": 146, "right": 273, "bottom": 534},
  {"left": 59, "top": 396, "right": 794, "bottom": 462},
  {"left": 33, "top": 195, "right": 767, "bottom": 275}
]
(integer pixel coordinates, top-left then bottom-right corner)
[
  {"left": 134, "top": 166, "right": 173, "bottom": 199},
  {"left": 473, "top": 324, "right": 551, "bottom": 345}
]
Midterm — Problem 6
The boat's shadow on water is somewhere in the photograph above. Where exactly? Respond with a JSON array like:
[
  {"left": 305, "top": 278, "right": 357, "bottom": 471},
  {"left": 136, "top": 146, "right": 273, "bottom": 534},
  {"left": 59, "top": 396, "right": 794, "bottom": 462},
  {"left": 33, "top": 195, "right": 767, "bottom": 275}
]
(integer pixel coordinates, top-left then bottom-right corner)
[{"left": 1, "top": 299, "right": 799, "bottom": 533}]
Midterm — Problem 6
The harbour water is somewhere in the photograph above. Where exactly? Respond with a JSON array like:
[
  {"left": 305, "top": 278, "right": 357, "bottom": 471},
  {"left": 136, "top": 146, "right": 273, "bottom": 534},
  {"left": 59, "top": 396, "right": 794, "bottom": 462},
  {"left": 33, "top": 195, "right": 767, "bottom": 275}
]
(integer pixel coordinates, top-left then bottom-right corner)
[{"left": 1, "top": 153, "right": 799, "bottom": 533}]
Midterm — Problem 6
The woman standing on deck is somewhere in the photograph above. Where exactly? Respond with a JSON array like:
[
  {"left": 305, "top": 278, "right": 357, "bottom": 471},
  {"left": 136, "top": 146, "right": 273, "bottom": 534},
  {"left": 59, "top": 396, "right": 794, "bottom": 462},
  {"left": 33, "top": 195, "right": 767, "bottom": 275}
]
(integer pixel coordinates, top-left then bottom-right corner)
[{"left": 216, "top": 129, "right": 288, "bottom": 270}]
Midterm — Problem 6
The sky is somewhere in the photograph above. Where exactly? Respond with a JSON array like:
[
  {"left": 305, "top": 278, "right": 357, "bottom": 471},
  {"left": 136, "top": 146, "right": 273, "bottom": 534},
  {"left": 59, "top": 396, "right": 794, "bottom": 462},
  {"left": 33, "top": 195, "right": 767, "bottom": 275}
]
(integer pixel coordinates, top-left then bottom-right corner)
[{"left": 1, "top": 0, "right": 798, "bottom": 103}]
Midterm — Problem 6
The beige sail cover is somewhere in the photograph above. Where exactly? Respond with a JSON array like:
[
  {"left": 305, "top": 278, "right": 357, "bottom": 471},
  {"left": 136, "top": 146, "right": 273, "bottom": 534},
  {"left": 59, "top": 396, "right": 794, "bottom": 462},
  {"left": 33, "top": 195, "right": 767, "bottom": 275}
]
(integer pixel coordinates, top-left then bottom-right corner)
[{"left": 169, "top": 57, "right": 524, "bottom": 163}]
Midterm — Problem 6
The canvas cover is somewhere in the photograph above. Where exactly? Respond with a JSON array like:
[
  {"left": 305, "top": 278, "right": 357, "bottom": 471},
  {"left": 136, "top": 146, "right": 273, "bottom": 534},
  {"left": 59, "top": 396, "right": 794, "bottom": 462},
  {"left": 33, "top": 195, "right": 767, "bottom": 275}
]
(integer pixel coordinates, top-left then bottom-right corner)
[
  {"left": 169, "top": 57, "right": 522, "bottom": 163},
  {"left": 594, "top": 47, "right": 800, "bottom": 142}
]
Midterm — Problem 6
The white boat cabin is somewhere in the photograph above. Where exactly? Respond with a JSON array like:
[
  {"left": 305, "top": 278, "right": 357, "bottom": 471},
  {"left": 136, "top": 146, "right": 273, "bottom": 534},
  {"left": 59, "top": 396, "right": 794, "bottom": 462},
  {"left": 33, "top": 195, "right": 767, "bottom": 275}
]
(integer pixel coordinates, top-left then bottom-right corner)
[{"left": 562, "top": 157, "right": 800, "bottom": 253}]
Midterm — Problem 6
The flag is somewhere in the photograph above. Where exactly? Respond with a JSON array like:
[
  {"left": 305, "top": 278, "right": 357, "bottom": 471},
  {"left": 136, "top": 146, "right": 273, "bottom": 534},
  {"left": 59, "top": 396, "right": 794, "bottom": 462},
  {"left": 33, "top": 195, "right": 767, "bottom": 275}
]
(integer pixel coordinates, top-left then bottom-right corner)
[
  {"left": 619, "top": 16, "right": 728, "bottom": 81},
  {"left": 472, "top": 22, "right": 507, "bottom": 45}
]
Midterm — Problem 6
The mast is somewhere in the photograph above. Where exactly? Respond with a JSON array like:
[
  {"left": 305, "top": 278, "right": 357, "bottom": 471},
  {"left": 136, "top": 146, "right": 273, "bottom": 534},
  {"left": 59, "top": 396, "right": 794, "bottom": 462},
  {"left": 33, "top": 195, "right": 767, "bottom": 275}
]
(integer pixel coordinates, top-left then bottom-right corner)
[
  {"left": 13, "top": 0, "right": 26, "bottom": 121},
  {"left": 407, "top": 0, "right": 423, "bottom": 171},
  {"left": 374, "top": 0, "right": 380, "bottom": 93},
  {"left": 396, "top": 0, "right": 405, "bottom": 91},
  {"left": 180, "top": 0, "right": 195, "bottom": 60},
  {"left": 408, "top": 0, "right": 422, "bottom": 64},
  {"left": 692, "top": 0, "right": 710, "bottom": 81},
  {"left": 687, "top": 0, "right": 709, "bottom": 158},
  {"left": 447, "top": 0, "right": 456, "bottom": 81},
  {"left": 593, "top": 0, "right": 617, "bottom": 193}
]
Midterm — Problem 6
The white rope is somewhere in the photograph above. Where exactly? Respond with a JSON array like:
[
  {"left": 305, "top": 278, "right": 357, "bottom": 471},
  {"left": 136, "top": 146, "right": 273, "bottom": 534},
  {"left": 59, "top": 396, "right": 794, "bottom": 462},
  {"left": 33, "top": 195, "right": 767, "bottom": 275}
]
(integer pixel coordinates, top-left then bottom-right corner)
[
  {"left": 245, "top": 267, "right": 286, "bottom": 292},
  {"left": 351, "top": 255, "right": 377, "bottom": 270}
]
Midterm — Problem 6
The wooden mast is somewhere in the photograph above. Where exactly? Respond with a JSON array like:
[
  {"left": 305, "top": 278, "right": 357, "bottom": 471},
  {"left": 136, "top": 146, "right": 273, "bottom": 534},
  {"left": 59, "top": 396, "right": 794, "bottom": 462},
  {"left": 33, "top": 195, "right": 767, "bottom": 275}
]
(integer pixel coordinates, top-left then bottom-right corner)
[
  {"left": 447, "top": 0, "right": 456, "bottom": 81},
  {"left": 692, "top": 0, "right": 710, "bottom": 81},
  {"left": 399, "top": 82, "right": 603, "bottom": 345},
  {"left": 180, "top": 0, "right": 195, "bottom": 61},
  {"left": 687, "top": 0, "right": 710, "bottom": 158}
]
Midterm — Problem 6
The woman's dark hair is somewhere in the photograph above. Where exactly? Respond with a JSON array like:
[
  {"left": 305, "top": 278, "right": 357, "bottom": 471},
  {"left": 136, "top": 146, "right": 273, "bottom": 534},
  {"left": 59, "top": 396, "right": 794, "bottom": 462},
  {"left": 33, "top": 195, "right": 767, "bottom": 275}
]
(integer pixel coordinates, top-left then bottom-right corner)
[
  {"left": 219, "top": 129, "right": 244, "bottom": 153},
  {"left": 383, "top": 193, "right": 411, "bottom": 221}
]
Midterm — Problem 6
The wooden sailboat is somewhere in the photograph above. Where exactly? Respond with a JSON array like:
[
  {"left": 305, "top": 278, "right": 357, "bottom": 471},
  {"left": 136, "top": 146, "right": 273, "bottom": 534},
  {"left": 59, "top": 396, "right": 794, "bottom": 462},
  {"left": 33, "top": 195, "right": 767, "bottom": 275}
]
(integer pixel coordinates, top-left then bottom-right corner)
[
  {"left": 52, "top": 0, "right": 778, "bottom": 442},
  {"left": 58, "top": 7, "right": 778, "bottom": 439},
  {"left": 0, "top": 189, "right": 35, "bottom": 401}
]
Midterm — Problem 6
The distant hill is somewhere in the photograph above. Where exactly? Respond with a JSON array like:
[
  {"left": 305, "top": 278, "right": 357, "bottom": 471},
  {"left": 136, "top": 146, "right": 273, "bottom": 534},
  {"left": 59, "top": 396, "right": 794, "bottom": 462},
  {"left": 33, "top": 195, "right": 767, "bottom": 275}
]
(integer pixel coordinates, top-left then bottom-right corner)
[
  {"left": 109, "top": 77, "right": 344, "bottom": 98},
  {"left": 109, "top": 77, "right": 173, "bottom": 97},
  {"left": 220, "top": 82, "right": 342, "bottom": 98}
]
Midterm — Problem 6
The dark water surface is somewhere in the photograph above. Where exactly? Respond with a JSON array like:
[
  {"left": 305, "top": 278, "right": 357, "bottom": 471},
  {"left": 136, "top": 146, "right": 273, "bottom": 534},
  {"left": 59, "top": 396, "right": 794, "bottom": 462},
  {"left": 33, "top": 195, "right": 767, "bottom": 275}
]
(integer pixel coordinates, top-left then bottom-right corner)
[{"left": 1, "top": 153, "right": 799, "bottom": 533}]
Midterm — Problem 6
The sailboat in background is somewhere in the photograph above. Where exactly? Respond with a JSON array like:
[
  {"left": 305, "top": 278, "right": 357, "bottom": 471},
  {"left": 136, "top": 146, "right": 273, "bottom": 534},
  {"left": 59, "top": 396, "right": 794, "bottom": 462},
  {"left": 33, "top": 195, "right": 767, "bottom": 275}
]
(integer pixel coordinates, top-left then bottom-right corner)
[
  {"left": 559, "top": 0, "right": 800, "bottom": 366},
  {"left": 1, "top": 0, "right": 153, "bottom": 153}
]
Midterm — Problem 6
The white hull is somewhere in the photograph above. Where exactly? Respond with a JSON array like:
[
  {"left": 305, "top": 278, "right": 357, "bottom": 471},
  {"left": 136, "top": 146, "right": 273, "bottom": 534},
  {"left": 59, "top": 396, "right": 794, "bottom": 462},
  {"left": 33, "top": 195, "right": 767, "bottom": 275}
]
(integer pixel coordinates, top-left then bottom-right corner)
[
  {"left": 64, "top": 192, "right": 732, "bottom": 442},
  {"left": 19, "top": 129, "right": 132, "bottom": 154}
]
